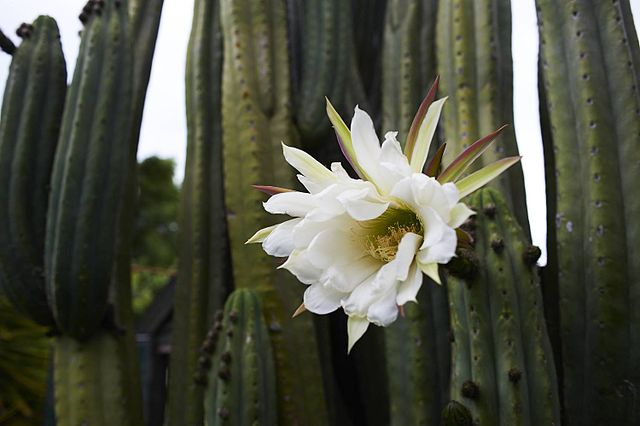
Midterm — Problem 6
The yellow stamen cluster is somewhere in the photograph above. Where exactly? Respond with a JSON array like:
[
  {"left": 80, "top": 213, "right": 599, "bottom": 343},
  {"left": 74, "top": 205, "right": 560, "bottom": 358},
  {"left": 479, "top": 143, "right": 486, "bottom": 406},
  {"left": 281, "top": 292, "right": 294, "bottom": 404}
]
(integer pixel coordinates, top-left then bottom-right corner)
[{"left": 364, "top": 222, "right": 422, "bottom": 262}]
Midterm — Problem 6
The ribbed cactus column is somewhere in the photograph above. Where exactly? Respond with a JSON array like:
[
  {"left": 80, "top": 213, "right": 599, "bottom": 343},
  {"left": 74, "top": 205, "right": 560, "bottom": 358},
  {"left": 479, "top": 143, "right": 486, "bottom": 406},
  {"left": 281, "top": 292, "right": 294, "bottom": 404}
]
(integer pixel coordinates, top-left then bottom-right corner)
[
  {"left": 45, "top": 0, "right": 133, "bottom": 340},
  {"left": 0, "top": 16, "right": 66, "bottom": 327},
  {"left": 537, "top": 0, "right": 640, "bottom": 423},
  {"left": 220, "top": 0, "right": 329, "bottom": 423},
  {"left": 381, "top": 3, "right": 451, "bottom": 424},
  {"left": 436, "top": 0, "right": 529, "bottom": 231},
  {"left": 202, "top": 289, "right": 277, "bottom": 426},
  {"left": 165, "top": 0, "right": 231, "bottom": 424},
  {"left": 381, "top": 0, "right": 437, "bottom": 142},
  {"left": 447, "top": 188, "right": 560, "bottom": 425}
]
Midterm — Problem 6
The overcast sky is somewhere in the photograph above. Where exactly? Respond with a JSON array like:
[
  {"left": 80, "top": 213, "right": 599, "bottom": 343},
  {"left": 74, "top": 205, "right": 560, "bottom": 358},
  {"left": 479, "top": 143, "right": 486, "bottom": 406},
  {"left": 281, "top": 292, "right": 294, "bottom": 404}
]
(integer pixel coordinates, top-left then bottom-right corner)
[{"left": 1, "top": 0, "right": 639, "bottom": 265}]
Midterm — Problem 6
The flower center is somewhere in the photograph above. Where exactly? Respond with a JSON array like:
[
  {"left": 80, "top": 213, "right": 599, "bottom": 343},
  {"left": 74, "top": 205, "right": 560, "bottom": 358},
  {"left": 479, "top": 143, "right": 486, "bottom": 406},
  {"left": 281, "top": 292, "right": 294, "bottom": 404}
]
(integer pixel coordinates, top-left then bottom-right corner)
[{"left": 360, "top": 207, "right": 423, "bottom": 262}]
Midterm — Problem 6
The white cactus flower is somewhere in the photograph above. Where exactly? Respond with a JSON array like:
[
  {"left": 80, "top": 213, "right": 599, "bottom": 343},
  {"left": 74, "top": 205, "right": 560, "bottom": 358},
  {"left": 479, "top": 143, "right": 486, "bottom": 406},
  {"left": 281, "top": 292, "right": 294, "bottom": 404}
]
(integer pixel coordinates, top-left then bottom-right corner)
[{"left": 247, "top": 78, "right": 520, "bottom": 352}]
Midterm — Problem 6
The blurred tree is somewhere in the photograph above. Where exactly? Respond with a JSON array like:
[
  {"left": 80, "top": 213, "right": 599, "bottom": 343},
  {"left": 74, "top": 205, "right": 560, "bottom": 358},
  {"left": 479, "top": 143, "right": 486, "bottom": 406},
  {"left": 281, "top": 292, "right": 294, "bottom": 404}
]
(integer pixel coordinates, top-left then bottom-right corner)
[{"left": 132, "top": 156, "right": 180, "bottom": 314}]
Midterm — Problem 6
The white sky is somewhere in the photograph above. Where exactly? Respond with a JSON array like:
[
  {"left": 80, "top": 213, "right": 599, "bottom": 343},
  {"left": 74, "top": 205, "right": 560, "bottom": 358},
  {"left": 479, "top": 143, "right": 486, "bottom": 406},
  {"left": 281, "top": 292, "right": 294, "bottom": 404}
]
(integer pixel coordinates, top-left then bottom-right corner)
[{"left": 1, "top": 0, "right": 639, "bottom": 265}]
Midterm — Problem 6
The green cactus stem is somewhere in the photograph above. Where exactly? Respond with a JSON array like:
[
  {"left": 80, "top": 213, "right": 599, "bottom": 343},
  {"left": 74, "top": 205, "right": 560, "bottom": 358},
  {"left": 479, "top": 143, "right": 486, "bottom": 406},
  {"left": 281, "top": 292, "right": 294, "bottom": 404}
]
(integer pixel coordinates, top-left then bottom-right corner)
[
  {"left": 0, "top": 16, "right": 66, "bottom": 327},
  {"left": 53, "top": 332, "right": 138, "bottom": 425},
  {"left": 220, "top": 0, "right": 329, "bottom": 423},
  {"left": 537, "top": 0, "right": 640, "bottom": 423},
  {"left": 45, "top": 0, "right": 133, "bottom": 340},
  {"left": 165, "top": 0, "right": 231, "bottom": 424},
  {"left": 436, "top": 0, "right": 529, "bottom": 231},
  {"left": 202, "top": 289, "right": 277, "bottom": 426},
  {"left": 447, "top": 188, "right": 560, "bottom": 425}
]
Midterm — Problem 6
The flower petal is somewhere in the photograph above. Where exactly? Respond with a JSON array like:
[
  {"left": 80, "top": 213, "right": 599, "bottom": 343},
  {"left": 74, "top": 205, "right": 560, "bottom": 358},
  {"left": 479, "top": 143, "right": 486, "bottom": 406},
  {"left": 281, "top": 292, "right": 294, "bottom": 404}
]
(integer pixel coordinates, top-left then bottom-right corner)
[
  {"left": 351, "top": 105, "right": 382, "bottom": 179},
  {"left": 419, "top": 261, "right": 441, "bottom": 285},
  {"left": 282, "top": 143, "right": 335, "bottom": 185},
  {"left": 396, "top": 262, "right": 423, "bottom": 305},
  {"left": 347, "top": 316, "right": 370, "bottom": 353},
  {"left": 246, "top": 225, "right": 278, "bottom": 244},
  {"left": 264, "top": 191, "right": 316, "bottom": 217},
  {"left": 418, "top": 226, "right": 457, "bottom": 264},
  {"left": 337, "top": 188, "right": 389, "bottom": 221},
  {"left": 409, "top": 97, "right": 447, "bottom": 173},
  {"left": 304, "top": 283, "right": 345, "bottom": 315},
  {"left": 367, "top": 287, "right": 399, "bottom": 326},
  {"left": 449, "top": 203, "right": 475, "bottom": 228},
  {"left": 262, "top": 218, "right": 301, "bottom": 257},
  {"left": 279, "top": 250, "right": 323, "bottom": 284}
]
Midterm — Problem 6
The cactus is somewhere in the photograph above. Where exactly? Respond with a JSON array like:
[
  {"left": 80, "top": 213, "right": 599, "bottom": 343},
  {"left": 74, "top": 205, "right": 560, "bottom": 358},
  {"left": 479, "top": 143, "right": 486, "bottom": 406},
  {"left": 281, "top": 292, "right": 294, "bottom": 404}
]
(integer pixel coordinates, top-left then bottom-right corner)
[
  {"left": 446, "top": 188, "right": 560, "bottom": 425},
  {"left": 289, "top": 0, "right": 352, "bottom": 143},
  {"left": 53, "top": 332, "right": 136, "bottom": 425},
  {"left": 435, "top": 0, "right": 529, "bottom": 231},
  {"left": 201, "top": 289, "right": 277, "bottom": 426},
  {"left": 165, "top": 0, "right": 231, "bottom": 424},
  {"left": 45, "top": 0, "right": 132, "bottom": 340},
  {"left": 0, "top": 16, "right": 66, "bottom": 326},
  {"left": 536, "top": 0, "right": 640, "bottom": 423},
  {"left": 381, "top": 4, "right": 451, "bottom": 424},
  {"left": 220, "top": 0, "right": 330, "bottom": 423},
  {"left": 381, "top": 0, "right": 437, "bottom": 143}
]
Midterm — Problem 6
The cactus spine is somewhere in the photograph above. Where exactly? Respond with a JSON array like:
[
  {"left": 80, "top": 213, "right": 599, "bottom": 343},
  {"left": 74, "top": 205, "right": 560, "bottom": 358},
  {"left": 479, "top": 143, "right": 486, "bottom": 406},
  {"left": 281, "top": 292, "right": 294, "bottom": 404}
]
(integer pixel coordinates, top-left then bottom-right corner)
[
  {"left": 165, "top": 0, "right": 230, "bottom": 424},
  {"left": 0, "top": 16, "right": 66, "bottom": 326},
  {"left": 220, "top": 0, "right": 329, "bottom": 423},
  {"left": 45, "top": 0, "right": 133, "bottom": 340},
  {"left": 203, "top": 289, "right": 277, "bottom": 426},
  {"left": 447, "top": 188, "right": 560, "bottom": 425},
  {"left": 537, "top": 0, "right": 640, "bottom": 423},
  {"left": 436, "top": 0, "right": 529, "bottom": 231}
]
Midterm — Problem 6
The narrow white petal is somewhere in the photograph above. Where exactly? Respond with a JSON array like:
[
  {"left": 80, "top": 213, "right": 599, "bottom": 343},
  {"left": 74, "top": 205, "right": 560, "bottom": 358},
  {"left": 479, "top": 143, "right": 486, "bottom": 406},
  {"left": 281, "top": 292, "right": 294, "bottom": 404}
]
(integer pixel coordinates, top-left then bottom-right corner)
[
  {"left": 282, "top": 143, "right": 335, "bottom": 183},
  {"left": 351, "top": 106, "right": 382, "bottom": 178},
  {"left": 396, "top": 262, "right": 423, "bottom": 305},
  {"left": 418, "top": 226, "right": 457, "bottom": 264},
  {"left": 262, "top": 219, "right": 301, "bottom": 257},
  {"left": 442, "top": 182, "right": 461, "bottom": 206},
  {"left": 419, "top": 262, "right": 442, "bottom": 285},
  {"left": 264, "top": 191, "right": 316, "bottom": 217},
  {"left": 392, "top": 233, "right": 422, "bottom": 281},
  {"left": 330, "top": 162, "right": 351, "bottom": 178},
  {"left": 347, "top": 316, "right": 370, "bottom": 353},
  {"left": 279, "top": 250, "right": 323, "bottom": 284},
  {"left": 303, "top": 284, "right": 345, "bottom": 315},
  {"left": 448, "top": 203, "right": 475, "bottom": 228},
  {"left": 419, "top": 206, "right": 447, "bottom": 248},
  {"left": 246, "top": 225, "right": 278, "bottom": 244},
  {"left": 323, "top": 258, "right": 380, "bottom": 293}
]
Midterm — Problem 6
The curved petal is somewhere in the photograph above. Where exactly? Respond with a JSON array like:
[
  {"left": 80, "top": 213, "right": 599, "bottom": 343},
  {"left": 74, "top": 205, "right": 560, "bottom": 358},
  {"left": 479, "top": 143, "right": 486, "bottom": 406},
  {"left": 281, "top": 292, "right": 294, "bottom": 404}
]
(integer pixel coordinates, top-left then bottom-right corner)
[
  {"left": 304, "top": 283, "right": 345, "bottom": 315},
  {"left": 264, "top": 191, "right": 316, "bottom": 217},
  {"left": 418, "top": 226, "right": 457, "bottom": 264},
  {"left": 280, "top": 250, "right": 323, "bottom": 285},
  {"left": 347, "top": 316, "right": 370, "bottom": 353},
  {"left": 367, "top": 287, "right": 399, "bottom": 326},
  {"left": 262, "top": 218, "right": 301, "bottom": 257},
  {"left": 351, "top": 106, "right": 381, "bottom": 178},
  {"left": 337, "top": 188, "right": 389, "bottom": 221},
  {"left": 246, "top": 224, "right": 278, "bottom": 244},
  {"left": 448, "top": 203, "right": 475, "bottom": 228},
  {"left": 282, "top": 143, "right": 335, "bottom": 183},
  {"left": 396, "top": 262, "right": 423, "bottom": 305}
]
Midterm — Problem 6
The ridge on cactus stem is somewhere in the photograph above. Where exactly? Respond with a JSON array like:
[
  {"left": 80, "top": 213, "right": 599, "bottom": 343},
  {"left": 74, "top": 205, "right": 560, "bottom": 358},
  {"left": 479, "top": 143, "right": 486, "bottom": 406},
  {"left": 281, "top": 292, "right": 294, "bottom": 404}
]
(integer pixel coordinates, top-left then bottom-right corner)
[{"left": 247, "top": 78, "right": 520, "bottom": 352}]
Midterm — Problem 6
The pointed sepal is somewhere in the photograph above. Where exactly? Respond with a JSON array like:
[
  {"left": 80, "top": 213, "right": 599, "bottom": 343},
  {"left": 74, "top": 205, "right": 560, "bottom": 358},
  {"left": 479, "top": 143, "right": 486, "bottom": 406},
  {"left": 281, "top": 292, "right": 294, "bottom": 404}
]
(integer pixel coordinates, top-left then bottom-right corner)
[{"left": 455, "top": 156, "right": 522, "bottom": 199}]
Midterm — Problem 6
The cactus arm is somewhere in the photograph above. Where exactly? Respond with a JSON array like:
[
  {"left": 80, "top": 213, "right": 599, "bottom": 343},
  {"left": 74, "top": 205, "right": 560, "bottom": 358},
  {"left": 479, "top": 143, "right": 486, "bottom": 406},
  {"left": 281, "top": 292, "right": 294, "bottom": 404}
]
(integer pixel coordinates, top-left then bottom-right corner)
[
  {"left": 0, "top": 16, "right": 65, "bottom": 326},
  {"left": 46, "top": 0, "right": 133, "bottom": 340},
  {"left": 0, "top": 28, "right": 16, "bottom": 54}
]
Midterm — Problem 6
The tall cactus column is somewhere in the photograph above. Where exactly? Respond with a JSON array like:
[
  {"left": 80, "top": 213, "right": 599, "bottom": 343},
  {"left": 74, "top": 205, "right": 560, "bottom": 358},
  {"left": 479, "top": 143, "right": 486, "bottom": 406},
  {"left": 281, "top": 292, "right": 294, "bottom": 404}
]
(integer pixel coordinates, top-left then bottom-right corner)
[
  {"left": 436, "top": 0, "right": 529, "bottom": 231},
  {"left": 446, "top": 188, "right": 560, "bottom": 425},
  {"left": 0, "top": 16, "right": 66, "bottom": 327},
  {"left": 165, "top": 0, "right": 231, "bottom": 424},
  {"left": 537, "top": 0, "right": 640, "bottom": 423},
  {"left": 220, "top": 0, "right": 329, "bottom": 424},
  {"left": 381, "top": 2, "right": 452, "bottom": 424},
  {"left": 43, "top": 0, "right": 141, "bottom": 423}
]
